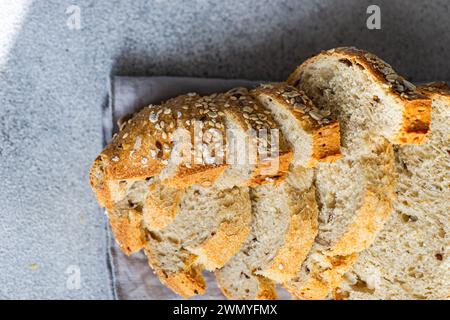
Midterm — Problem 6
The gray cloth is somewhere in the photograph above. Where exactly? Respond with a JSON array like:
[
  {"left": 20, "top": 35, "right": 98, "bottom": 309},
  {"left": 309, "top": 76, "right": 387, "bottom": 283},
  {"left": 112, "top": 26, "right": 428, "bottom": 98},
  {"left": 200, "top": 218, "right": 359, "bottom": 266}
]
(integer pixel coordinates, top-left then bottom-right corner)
[{"left": 108, "top": 76, "right": 294, "bottom": 300}]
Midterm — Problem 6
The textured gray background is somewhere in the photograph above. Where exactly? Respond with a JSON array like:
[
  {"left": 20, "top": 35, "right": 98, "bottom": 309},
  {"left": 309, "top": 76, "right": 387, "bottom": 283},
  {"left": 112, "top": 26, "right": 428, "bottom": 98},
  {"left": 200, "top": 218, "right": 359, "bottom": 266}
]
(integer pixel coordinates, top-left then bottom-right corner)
[{"left": 0, "top": 0, "right": 448, "bottom": 299}]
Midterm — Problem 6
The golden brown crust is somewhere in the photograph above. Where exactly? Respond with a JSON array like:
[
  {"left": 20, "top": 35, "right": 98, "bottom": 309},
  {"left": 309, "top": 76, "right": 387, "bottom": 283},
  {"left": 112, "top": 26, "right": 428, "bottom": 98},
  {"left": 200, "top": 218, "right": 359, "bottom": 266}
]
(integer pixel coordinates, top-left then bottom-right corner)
[
  {"left": 191, "top": 220, "right": 250, "bottom": 271},
  {"left": 287, "top": 47, "right": 431, "bottom": 145},
  {"left": 418, "top": 82, "right": 450, "bottom": 100},
  {"left": 255, "top": 276, "right": 278, "bottom": 300},
  {"left": 284, "top": 254, "right": 358, "bottom": 300},
  {"left": 162, "top": 164, "right": 228, "bottom": 188},
  {"left": 311, "top": 122, "right": 342, "bottom": 165},
  {"left": 108, "top": 209, "right": 145, "bottom": 255},
  {"left": 328, "top": 142, "right": 396, "bottom": 256},
  {"left": 215, "top": 272, "right": 277, "bottom": 300},
  {"left": 258, "top": 185, "right": 319, "bottom": 283},
  {"left": 187, "top": 189, "right": 252, "bottom": 271},
  {"left": 248, "top": 151, "right": 293, "bottom": 186},
  {"left": 142, "top": 184, "right": 184, "bottom": 230},
  {"left": 145, "top": 248, "right": 206, "bottom": 298},
  {"left": 89, "top": 155, "right": 112, "bottom": 209},
  {"left": 252, "top": 83, "right": 342, "bottom": 166},
  {"left": 284, "top": 140, "right": 396, "bottom": 299},
  {"left": 327, "top": 189, "right": 394, "bottom": 256}
]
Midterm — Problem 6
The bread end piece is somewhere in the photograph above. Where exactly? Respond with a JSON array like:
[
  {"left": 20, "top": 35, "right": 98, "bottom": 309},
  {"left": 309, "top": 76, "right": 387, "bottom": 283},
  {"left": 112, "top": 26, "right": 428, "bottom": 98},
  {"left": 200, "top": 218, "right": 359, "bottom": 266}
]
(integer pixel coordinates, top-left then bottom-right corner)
[{"left": 288, "top": 47, "right": 431, "bottom": 146}]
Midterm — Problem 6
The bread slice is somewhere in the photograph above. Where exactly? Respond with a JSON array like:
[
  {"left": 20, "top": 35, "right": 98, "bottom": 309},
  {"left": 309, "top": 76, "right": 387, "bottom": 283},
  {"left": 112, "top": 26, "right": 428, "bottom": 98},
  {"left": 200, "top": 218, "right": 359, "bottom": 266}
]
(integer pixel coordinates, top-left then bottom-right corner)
[
  {"left": 284, "top": 138, "right": 396, "bottom": 299},
  {"left": 157, "top": 93, "right": 229, "bottom": 188},
  {"left": 214, "top": 87, "right": 294, "bottom": 187},
  {"left": 335, "top": 82, "right": 450, "bottom": 300},
  {"left": 145, "top": 185, "right": 252, "bottom": 298},
  {"left": 252, "top": 83, "right": 341, "bottom": 168},
  {"left": 287, "top": 47, "right": 431, "bottom": 150},
  {"left": 216, "top": 169, "right": 319, "bottom": 299}
]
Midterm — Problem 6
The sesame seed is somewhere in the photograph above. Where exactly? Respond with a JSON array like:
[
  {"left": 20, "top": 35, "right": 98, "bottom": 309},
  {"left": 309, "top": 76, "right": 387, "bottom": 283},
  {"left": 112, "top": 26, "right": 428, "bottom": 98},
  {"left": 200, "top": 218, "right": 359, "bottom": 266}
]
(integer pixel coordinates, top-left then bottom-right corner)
[
  {"left": 164, "top": 108, "right": 171, "bottom": 114},
  {"left": 149, "top": 112, "right": 158, "bottom": 123},
  {"left": 111, "top": 155, "right": 119, "bottom": 162},
  {"left": 133, "top": 136, "right": 142, "bottom": 149},
  {"left": 141, "top": 157, "right": 148, "bottom": 164}
]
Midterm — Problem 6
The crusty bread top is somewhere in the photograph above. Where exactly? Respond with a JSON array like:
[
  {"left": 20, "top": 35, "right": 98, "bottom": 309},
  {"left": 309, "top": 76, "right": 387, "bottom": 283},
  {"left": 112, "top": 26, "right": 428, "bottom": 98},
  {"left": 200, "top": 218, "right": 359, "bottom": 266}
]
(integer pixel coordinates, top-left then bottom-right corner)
[
  {"left": 252, "top": 83, "right": 341, "bottom": 165},
  {"left": 220, "top": 87, "right": 293, "bottom": 185},
  {"left": 287, "top": 47, "right": 431, "bottom": 145},
  {"left": 92, "top": 92, "right": 229, "bottom": 186},
  {"left": 222, "top": 87, "right": 291, "bottom": 154},
  {"left": 418, "top": 81, "right": 450, "bottom": 99}
]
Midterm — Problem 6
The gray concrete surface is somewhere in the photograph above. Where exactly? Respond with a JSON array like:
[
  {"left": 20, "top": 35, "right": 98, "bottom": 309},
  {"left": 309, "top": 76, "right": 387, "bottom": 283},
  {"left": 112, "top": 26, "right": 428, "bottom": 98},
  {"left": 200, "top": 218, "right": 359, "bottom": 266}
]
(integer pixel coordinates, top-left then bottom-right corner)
[{"left": 0, "top": 0, "right": 448, "bottom": 299}]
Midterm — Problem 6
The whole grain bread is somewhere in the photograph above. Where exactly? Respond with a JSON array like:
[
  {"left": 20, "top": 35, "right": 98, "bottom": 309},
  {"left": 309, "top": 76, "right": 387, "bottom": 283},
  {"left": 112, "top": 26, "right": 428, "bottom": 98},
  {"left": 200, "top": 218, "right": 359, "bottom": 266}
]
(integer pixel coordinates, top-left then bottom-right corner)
[
  {"left": 145, "top": 185, "right": 252, "bottom": 298},
  {"left": 335, "top": 82, "right": 450, "bottom": 300},
  {"left": 252, "top": 83, "right": 341, "bottom": 167},
  {"left": 288, "top": 47, "right": 431, "bottom": 151},
  {"left": 216, "top": 169, "right": 318, "bottom": 299},
  {"left": 213, "top": 87, "right": 293, "bottom": 188},
  {"left": 284, "top": 139, "right": 396, "bottom": 299}
]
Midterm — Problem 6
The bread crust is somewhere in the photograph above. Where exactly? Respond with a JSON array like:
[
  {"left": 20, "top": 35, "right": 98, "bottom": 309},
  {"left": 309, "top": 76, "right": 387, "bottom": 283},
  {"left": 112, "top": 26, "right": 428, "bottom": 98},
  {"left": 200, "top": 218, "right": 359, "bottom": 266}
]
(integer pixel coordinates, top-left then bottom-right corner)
[
  {"left": 327, "top": 143, "right": 396, "bottom": 256},
  {"left": 284, "top": 254, "right": 358, "bottom": 300},
  {"left": 187, "top": 191, "right": 252, "bottom": 271},
  {"left": 162, "top": 164, "right": 228, "bottom": 188},
  {"left": 284, "top": 140, "right": 396, "bottom": 299},
  {"left": 287, "top": 47, "right": 431, "bottom": 145},
  {"left": 108, "top": 209, "right": 145, "bottom": 256},
  {"left": 252, "top": 83, "right": 342, "bottom": 166},
  {"left": 257, "top": 185, "right": 319, "bottom": 283},
  {"left": 418, "top": 81, "right": 450, "bottom": 101},
  {"left": 145, "top": 247, "right": 206, "bottom": 298},
  {"left": 142, "top": 183, "right": 185, "bottom": 230},
  {"left": 215, "top": 272, "right": 277, "bottom": 300}
]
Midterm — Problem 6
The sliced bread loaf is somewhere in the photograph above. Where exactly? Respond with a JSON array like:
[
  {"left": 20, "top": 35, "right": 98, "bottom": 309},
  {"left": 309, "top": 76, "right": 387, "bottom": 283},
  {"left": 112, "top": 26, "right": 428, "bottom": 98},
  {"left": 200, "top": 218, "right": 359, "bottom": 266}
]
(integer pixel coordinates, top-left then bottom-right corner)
[
  {"left": 252, "top": 83, "right": 341, "bottom": 167},
  {"left": 284, "top": 138, "right": 396, "bottom": 299},
  {"left": 145, "top": 185, "right": 252, "bottom": 298},
  {"left": 216, "top": 168, "right": 319, "bottom": 299},
  {"left": 287, "top": 47, "right": 431, "bottom": 151},
  {"left": 90, "top": 88, "right": 294, "bottom": 255},
  {"left": 335, "top": 82, "right": 450, "bottom": 300}
]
